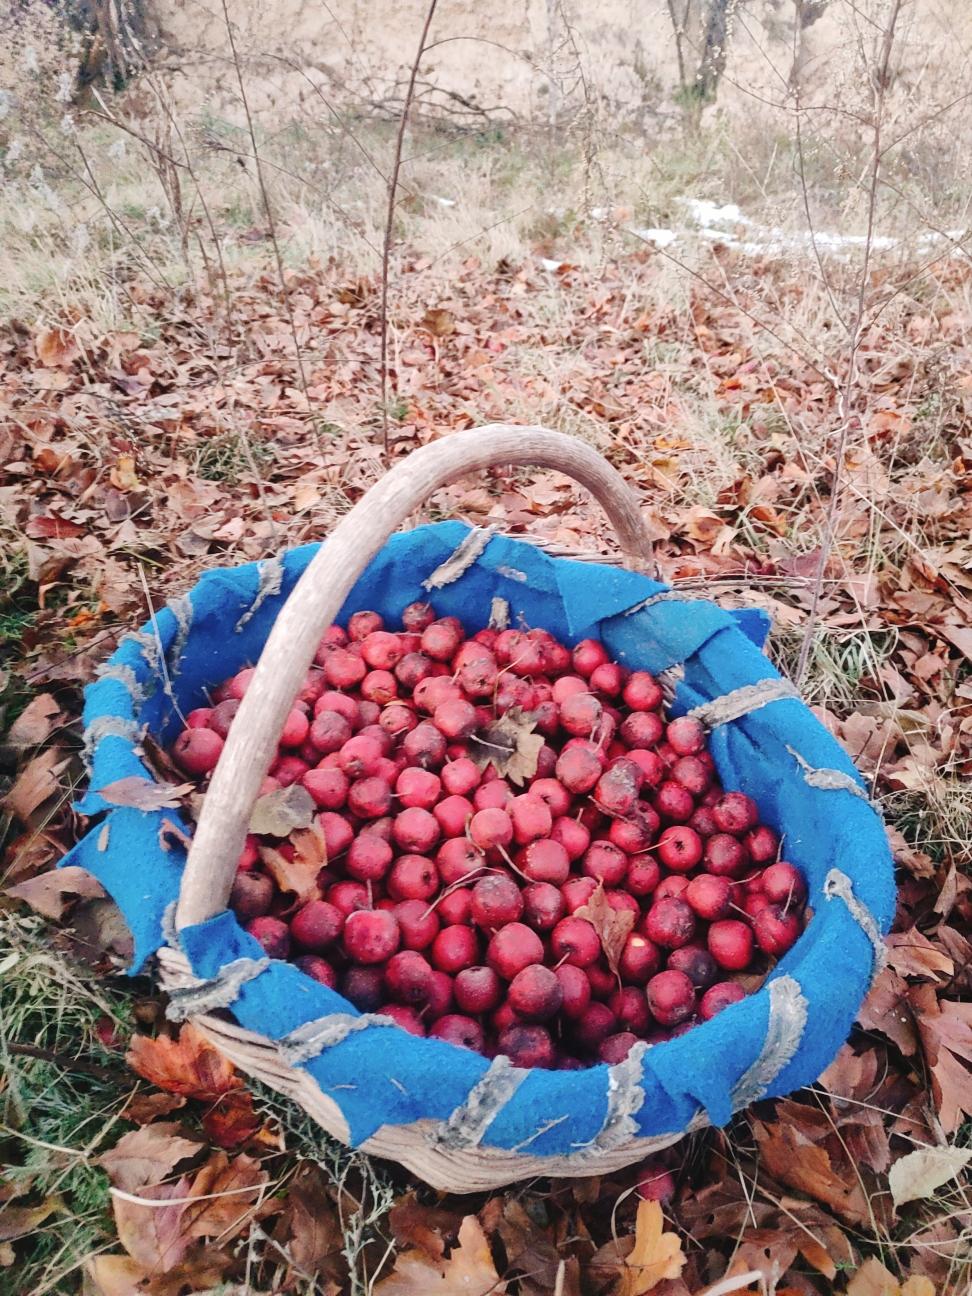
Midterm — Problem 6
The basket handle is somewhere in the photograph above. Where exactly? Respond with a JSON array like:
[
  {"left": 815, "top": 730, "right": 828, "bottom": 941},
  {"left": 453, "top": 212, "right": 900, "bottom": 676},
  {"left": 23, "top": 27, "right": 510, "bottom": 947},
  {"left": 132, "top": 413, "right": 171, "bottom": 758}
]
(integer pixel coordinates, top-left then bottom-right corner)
[{"left": 176, "top": 424, "right": 655, "bottom": 930}]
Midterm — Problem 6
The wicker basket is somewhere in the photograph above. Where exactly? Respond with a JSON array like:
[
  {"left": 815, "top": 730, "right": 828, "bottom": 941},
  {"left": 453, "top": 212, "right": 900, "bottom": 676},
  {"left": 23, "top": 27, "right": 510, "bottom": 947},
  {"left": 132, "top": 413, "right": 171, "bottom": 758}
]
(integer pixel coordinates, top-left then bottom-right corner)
[{"left": 72, "top": 425, "right": 894, "bottom": 1192}]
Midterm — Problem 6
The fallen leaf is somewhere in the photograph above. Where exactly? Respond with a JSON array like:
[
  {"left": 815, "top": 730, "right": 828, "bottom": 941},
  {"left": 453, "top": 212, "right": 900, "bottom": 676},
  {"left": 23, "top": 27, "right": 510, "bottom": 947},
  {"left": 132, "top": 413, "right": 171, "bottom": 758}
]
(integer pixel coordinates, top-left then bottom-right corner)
[
  {"left": 249, "top": 783, "right": 316, "bottom": 836},
  {"left": 576, "top": 882, "right": 636, "bottom": 977},
  {"left": 84, "top": 1252, "right": 229, "bottom": 1296},
  {"left": 201, "top": 1089, "right": 262, "bottom": 1149},
  {"left": 98, "top": 1122, "right": 203, "bottom": 1193},
  {"left": 888, "top": 1144, "right": 972, "bottom": 1208},
  {"left": 389, "top": 1191, "right": 463, "bottom": 1261},
  {"left": 421, "top": 307, "right": 456, "bottom": 337},
  {"left": 914, "top": 990, "right": 972, "bottom": 1132},
  {"left": 375, "top": 1214, "right": 506, "bottom": 1295},
  {"left": 885, "top": 930, "right": 954, "bottom": 981},
  {"left": 469, "top": 708, "right": 544, "bottom": 786},
  {"left": 619, "top": 1199, "right": 685, "bottom": 1295},
  {"left": 856, "top": 967, "right": 917, "bottom": 1056},
  {"left": 846, "top": 1257, "right": 936, "bottom": 1296},
  {"left": 124, "top": 1092, "right": 187, "bottom": 1125},
  {"left": 5, "top": 865, "right": 105, "bottom": 920},
  {"left": 112, "top": 1151, "right": 266, "bottom": 1272},
  {"left": 6, "top": 693, "right": 60, "bottom": 747},
  {"left": 109, "top": 452, "right": 141, "bottom": 491},
  {"left": 1, "top": 748, "right": 69, "bottom": 822},
  {"left": 0, "top": 1198, "right": 59, "bottom": 1242},
  {"left": 278, "top": 1162, "right": 345, "bottom": 1274},
  {"left": 99, "top": 777, "right": 194, "bottom": 812},
  {"left": 35, "top": 325, "right": 80, "bottom": 367},
  {"left": 753, "top": 1119, "right": 872, "bottom": 1224},
  {"left": 127, "top": 1023, "right": 242, "bottom": 1101}
]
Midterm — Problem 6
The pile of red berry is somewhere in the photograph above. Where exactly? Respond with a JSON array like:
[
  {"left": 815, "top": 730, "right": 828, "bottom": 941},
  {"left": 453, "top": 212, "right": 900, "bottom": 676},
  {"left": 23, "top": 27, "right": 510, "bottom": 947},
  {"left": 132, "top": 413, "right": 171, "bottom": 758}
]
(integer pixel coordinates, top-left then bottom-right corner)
[{"left": 171, "top": 604, "right": 807, "bottom": 1070}]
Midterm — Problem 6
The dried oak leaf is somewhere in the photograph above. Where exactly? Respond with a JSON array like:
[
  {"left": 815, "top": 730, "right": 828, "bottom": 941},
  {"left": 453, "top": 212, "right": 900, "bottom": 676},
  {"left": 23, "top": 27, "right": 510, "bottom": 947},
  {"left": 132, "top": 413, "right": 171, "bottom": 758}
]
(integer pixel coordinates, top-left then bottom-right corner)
[
  {"left": 249, "top": 783, "right": 315, "bottom": 836},
  {"left": 375, "top": 1214, "right": 506, "bottom": 1295},
  {"left": 99, "top": 777, "right": 195, "bottom": 812},
  {"left": 469, "top": 708, "right": 543, "bottom": 787},
  {"left": 127, "top": 1022, "right": 242, "bottom": 1102},
  {"left": 277, "top": 1162, "right": 346, "bottom": 1276},
  {"left": 618, "top": 1199, "right": 685, "bottom": 1295},
  {"left": 259, "top": 820, "right": 327, "bottom": 904},
  {"left": 389, "top": 1191, "right": 464, "bottom": 1261},
  {"left": 97, "top": 1122, "right": 203, "bottom": 1193},
  {"left": 856, "top": 967, "right": 918, "bottom": 1056},
  {"left": 576, "top": 882, "right": 635, "bottom": 977}
]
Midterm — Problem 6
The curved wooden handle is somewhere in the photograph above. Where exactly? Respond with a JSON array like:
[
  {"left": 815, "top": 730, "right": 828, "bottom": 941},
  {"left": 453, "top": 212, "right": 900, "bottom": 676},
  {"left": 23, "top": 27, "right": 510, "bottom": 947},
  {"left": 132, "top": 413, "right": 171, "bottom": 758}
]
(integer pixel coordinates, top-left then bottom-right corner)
[{"left": 176, "top": 424, "right": 654, "bottom": 929}]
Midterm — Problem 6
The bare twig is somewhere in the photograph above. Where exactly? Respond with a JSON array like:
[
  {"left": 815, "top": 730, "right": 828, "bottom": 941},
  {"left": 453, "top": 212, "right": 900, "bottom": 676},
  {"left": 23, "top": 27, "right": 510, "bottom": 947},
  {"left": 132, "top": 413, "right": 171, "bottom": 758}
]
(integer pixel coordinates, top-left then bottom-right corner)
[
  {"left": 379, "top": 0, "right": 440, "bottom": 461},
  {"left": 794, "top": 0, "right": 904, "bottom": 686}
]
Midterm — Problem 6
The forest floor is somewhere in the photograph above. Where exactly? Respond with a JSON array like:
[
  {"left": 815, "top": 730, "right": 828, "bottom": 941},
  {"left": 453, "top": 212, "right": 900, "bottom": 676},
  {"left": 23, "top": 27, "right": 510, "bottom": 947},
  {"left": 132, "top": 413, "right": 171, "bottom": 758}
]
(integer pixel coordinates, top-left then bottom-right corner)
[{"left": 1, "top": 110, "right": 971, "bottom": 1296}]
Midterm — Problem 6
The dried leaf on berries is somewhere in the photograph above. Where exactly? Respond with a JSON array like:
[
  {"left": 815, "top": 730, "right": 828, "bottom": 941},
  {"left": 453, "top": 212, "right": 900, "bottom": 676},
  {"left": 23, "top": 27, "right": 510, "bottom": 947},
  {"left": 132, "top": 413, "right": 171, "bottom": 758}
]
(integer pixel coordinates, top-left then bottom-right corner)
[
  {"left": 249, "top": 783, "right": 316, "bottom": 836},
  {"left": 127, "top": 1022, "right": 242, "bottom": 1101},
  {"left": 618, "top": 1199, "right": 685, "bottom": 1295},
  {"left": 469, "top": 708, "right": 544, "bottom": 786},
  {"left": 576, "top": 882, "right": 635, "bottom": 977},
  {"left": 97, "top": 1122, "right": 203, "bottom": 1193},
  {"left": 5, "top": 865, "right": 105, "bottom": 920},
  {"left": 99, "top": 777, "right": 195, "bottom": 812},
  {"left": 260, "top": 828, "right": 325, "bottom": 904},
  {"left": 375, "top": 1213, "right": 505, "bottom": 1294}
]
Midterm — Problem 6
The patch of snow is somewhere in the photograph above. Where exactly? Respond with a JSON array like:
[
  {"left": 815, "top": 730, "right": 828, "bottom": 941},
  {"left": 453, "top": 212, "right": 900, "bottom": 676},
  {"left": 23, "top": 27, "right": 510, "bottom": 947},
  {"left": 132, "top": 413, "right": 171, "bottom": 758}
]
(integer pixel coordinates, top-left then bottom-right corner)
[{"left": 630, "top": 227, "right": 678, "bottom": 248}]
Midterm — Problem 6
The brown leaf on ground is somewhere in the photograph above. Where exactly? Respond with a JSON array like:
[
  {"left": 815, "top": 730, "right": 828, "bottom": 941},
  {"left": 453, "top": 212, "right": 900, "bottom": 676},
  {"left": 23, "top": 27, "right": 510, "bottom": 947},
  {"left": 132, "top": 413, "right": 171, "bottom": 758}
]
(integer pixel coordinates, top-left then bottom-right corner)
[
  {"left": 276, "top": 1162, "right": 346, "bottom": 1276},
  {"left": 884, "top": 930, "right": 954, "bottom": 982},
  {"left": 200, "top": 1088, "right": 263, "bottom": 1149},
  {"left": 888, "top": 1144, "right": 972, "bottom": 1208},
  {"left": 127, "top": 1023, "right": 242, "bottom": 1101},
  {"left": 97, "top": 1122, "right": 203, "bottom": 1193},
  {"left": 1, "top": 748, "right": 69, "bottom": 823},
  {"left": 576, "top": 882, "right": 636, "bottom": 977},
  {"left": 856, "top": 967, "right": 918, "bottom": 1056},
  {"left": 5, "top": 865, "right": 105, "bottom": 920},
  {"left": 913, "top": 987, "right": 972, "bottom": 1133},
  {"left": 35, "top": 325, "right": 80, "bottom": 367},
  {"left": 6, "top": 693, "right": 60, "bottom": 747},
  {"left": 98, "top": 777, "right": 194, "bottom": 812},
  {"left": 112, "top": 1175, "right": 195, "bottom": 1271},
  {"left": 375, "top": 1214, "right": 506, "bottom": 1295},
  {"left": 846, "top": 1257, "right": 937, "bottom": 1296},
  {"left": 84, "top": 1252, "right": 229, "bottom": 1296},
  {"left": 124, "top": 1092, "right": 187, "bottom": 1125},
  {"left": 753, "top": 1118, "right": 873, "bottom": 1225},
  {"left": 0, "top": 1198, "right": 60, "bottom": 1242},
  {"left": 389, "top": 1191, "right": 464, "bottom": 1261}
]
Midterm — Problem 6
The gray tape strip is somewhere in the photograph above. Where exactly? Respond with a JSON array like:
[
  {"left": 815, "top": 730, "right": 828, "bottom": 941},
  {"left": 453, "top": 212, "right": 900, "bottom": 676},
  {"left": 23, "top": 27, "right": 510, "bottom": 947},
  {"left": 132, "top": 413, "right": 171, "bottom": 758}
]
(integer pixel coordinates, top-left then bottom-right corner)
[
  {"left": 489, "top": 596, "right": 511, "bottom": 630},
  {"left": 279, "top": 1012, "right": 398, "bottom": 1065},
  {"left": 95, "top": 661, "right": 148, "bottom": 705},
  {"left": 166, "top": 594, "right": 194, "bottom": 678},
  {"left": 434, "top": 1055, "right": 529, "bottom": 1150},
  {"left": 123, "top": 629, "right": 163, "bottom": 674},
  {"left": 422, "top": 527, "right": 497, "bottom": 591},
  {"left": 592, "top": 1040, "right": 649, "bottom": 1150},
  {"left": 623, "top": 590, "right": 698, "bottom": 617},
  {"left": 824, "top": 868, "right": 887, "bottom": 976},
  {"left": 162, "top": 899, "right": 179, "bottom": 950},
  {"left": 165, "top": 957, "right": 270, "bottom": 1021},
  {"left": 731, "top": 974, "right": 809, "bottom": 1108},
  {"left": 83, "top": 715, "right": 141, "bottom": 761},
  {"left": 786, "top": 745, "right": 869, "bottom": 799},
  {"left": 657, "top": 664, "right": 684, "bottom": 708},
  {"left": 688, "top": 677, "right": 799, "bottom": 728},
  {"left": 235, "top": 555, "right": 285, "bottom": 632}
]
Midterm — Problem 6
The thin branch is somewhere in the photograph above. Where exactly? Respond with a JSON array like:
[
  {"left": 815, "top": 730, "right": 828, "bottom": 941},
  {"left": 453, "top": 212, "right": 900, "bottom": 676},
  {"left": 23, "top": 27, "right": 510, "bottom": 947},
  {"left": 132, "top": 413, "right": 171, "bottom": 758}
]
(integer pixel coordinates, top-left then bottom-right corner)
[{"left": 380, "top": 0, "right": 439, "bottom": 461}]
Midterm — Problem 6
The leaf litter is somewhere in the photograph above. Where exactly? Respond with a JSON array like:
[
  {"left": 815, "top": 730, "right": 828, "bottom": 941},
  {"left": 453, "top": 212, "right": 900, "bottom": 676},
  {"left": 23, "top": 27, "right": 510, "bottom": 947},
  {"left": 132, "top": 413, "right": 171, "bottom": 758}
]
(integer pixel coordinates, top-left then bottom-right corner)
[{"left": 2, "top": 207, "right": 972, "bottom": 1294}]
